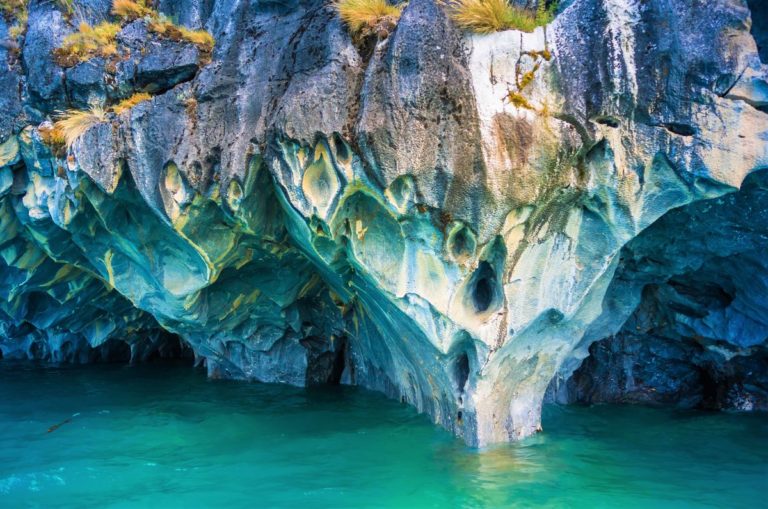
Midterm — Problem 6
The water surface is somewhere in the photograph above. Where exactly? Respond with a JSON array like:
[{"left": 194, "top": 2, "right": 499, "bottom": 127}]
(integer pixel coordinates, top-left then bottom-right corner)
[{"left": 1, "top": 362, "right": 766, "bottom": 508}]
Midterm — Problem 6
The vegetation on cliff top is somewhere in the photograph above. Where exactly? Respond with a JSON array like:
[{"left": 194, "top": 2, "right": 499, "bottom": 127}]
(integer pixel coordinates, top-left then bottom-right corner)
[
  {"left": 148, "top": 18, "right": 215, "bottom": 54},
  {"left": 0, "top": 0, "right": 24, "bottom": 18},
  {"left": 53, "top": 0, "right": 215, "bottom": 67},
  {"left": 111, "top": 92, "right": 152, "bottom": 115},
  {"left": 447, "top": 0, "right": 555, "bottom": 34},
  {"left": 333, "top": 0, "right": 404, "bottom": 38},
  {"left": 2, "top": 0, "right": 75, "bottom": 40},
  {"left": 53, "top": 21, "right": 121, "bottom": 66},
  {"left": 53, "top": 106, "right": 108, "bottom": 149},
  {"left": 0, "top": 0, "right": 28, "bottom": 38},
  {"left": 38, "top": 123, "right": 67, "bottom": 156},
  {"left": 111, "top": 0, "right": 153, "bottom": 20},
  {"left": 116, "top": 0, "right": 215, "bottom": 54},
  {"left": 332, "top": 0, "right": 555, "bottom": 38},
  {"left": 44, "top": 92, "right": 153, "bottom": 152},
  {"left": 43, "top": 0, "right": 214, "bottom": 152}
]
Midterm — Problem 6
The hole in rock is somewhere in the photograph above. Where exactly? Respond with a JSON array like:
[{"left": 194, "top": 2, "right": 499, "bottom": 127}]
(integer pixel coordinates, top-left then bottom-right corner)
[
  {"left": 474, "top": 278, "right": 493, "bottom": 312},
  {"left": 452, "top": 230, "right": 468, "bottom": 254},
  {"left": 469, "top": 262, "right": 499, "bottom": 314},
  {"left": 327, "top": 337, "right": 348, "bottom": 385},
  {"left": 96, "top": 338, "right": 132, "bottom": 363},
  {"left": 28, "top": 340, "right": 46, "bottom": 359},
  {"left": 302, "top": 335, "right": 348, "bottom": 386},
  {"left": 59, "top": 341, "right": 74, "bottom": 362},
  {"left": 143, "top": 334, "right": 194, "bottom": 362},
  {"left": 448, "top": 224, "right": 476, "bottom": 261},
  {"left": 699, "top": 367, "right": 722, "bottom": 409},
  {"left": 333, "top": 133, "right": 350, "bottom": 162},
  {"left": 454, "top": 352, "right": 470, "bottom": 393},
  {"left": 661, "top": 122, "right": 696, "bottom": 137},
  {"left": 593, "top": 116, "right": 620, "bottom": 128}
]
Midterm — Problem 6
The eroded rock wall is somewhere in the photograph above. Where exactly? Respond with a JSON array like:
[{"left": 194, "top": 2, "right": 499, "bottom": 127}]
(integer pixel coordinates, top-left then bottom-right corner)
[
  {"left": 0, "top": 0, "right": 766, "bottom": 445},
  {"left": 549, "top": 168, "right": 768, "bottom": 411}
]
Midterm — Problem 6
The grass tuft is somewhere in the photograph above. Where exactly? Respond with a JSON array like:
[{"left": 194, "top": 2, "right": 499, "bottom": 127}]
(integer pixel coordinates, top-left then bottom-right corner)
[
  {"left": 7, "top": 10, "right": 26, "bottom": 38},
  {"left": 39, "top": 123, "right": 67, "bottom": 151},
  {"left": 1, "top": 0, "right": 28, "bottom": 39},
  {"left": 50, "top": 2, "right": 216, "bottom": 67},
  {"left": 53, "top": 21, "right": 121, "bottom": 67},
  {"left": 148, "top": 18, "right": 215, "bottom": 53},
  {"left": 446, "top": 0, "right": 554, "bottom": 34},
  {"left": 333, "top": 0, "right": 404, "bottom": 37},
  {"left": 0, "top": 0, "right": 24, "bottom": 19},
  {"left": 111, "top": 92, "right": 152, "bottom": 114},
  {"left": 111, "top": 0, "right": 153, "bottom": 20},
  {"left": 177, "top": 26, "right": 215, "bottom": 49},
  {"left": 53, "top": 106, "right": 108, "bottom": 149}
]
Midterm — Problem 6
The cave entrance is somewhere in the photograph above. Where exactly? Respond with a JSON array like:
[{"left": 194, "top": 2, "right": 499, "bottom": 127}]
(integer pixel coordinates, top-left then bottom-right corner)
[{"left": 551, "top": 169, "right": 768, "bottom": 412}]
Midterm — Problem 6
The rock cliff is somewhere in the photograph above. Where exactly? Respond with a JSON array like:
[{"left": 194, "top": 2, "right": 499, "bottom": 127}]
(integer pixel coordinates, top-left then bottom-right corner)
[{"left": 0, "top": 0, "right": 766, "bottom": 446}]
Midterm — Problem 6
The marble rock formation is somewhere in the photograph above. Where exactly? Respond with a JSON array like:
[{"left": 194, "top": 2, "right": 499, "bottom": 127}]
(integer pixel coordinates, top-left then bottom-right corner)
[{"left": 0, "top": 0, "right": 766, "bottom": 446}]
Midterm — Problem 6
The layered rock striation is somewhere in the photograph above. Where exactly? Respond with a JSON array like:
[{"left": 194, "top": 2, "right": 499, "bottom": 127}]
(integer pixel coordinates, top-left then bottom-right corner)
[{"left": 0, "top": 0, "right": 766, "bottom": 445}]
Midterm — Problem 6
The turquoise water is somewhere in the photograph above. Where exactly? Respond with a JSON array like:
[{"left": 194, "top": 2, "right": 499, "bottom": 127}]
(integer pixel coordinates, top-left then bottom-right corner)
[{"left": 0, "top": 362, "right": 766, "bottom": 508}]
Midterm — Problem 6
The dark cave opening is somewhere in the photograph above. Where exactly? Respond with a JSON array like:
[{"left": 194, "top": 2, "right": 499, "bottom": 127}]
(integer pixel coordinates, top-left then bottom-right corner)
[
  {"left": 661, "top": 122, "right": 696, "bottom": 137},
  {"left": 303, "top": 335, "right": 348, "bottom": 386},
  {"left": 552, "top": 169, "right": 768, "bottom": 413},
  {"left": 141, "top": 334, "right": 195, "bottom": 363},
  {"left": 327, "top": 337, "right": 348, "bottom": 385},
  {"left": 96, "top": 338, "right": 133, "bottom": 363},
  {"left": 468, "top": 261, "right": 500, "bottom": 314},
  {"left": 560, "top": 329, "right": 768, "bottom": 411},
  {"left": 473, "top": 277, "right": 493, "bottom": 313},
  {"left": 0, "top": 326, "right": 192, "bottom": 366},
  {"left": 454, "top": 352, "right": 470, "bottom": 394}
]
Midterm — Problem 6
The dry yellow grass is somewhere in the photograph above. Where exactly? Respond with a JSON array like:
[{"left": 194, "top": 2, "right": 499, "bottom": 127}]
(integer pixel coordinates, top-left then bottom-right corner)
[
  {"left": 147, "top": 19, "right": 178, "bottom": 37},
  {"left": 53, "top": 106, "right": 108, "bottom": 149},
  {"left": 333, "top": 0, "right": 404, "bottom": 36},
  {"left": 8, "top": 9, "right": 26, "bottom": 38},
  {"left": 39, "top": 123, "right": 66, "bottom": 148},
  {"left": 111, "top": 0, "right": 153, "bottom": 20},
  {"left": 0, "top": 0, "right": 24, "bottom": 18},
  {"left": 178, "top": 26, "right": 215, "bottom": 49},
  {"left": 1, "top": 0, "right": 28, "bottom": 38},
  {"left": 447, "top": 0, "right": 554, "bottom": 34},
  {"left": 111, "top": 92, "right": 152, "bottom": 114},
  {"left": 148, "top": 19, "right": 215, "bottom": 52},
  {"left": 53, "top": 21, "right": 121, "bottom": 66}
]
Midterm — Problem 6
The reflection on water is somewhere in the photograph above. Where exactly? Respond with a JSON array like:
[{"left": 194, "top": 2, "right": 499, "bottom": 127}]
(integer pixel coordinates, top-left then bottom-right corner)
[{"left": 0, "top": 361, "right": 766, "bottom": 508}]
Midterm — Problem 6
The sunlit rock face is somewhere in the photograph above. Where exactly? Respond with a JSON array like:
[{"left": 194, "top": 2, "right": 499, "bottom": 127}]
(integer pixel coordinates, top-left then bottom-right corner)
[{"left": 0, "top": 0, "right": 766, "bottom": 446}]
